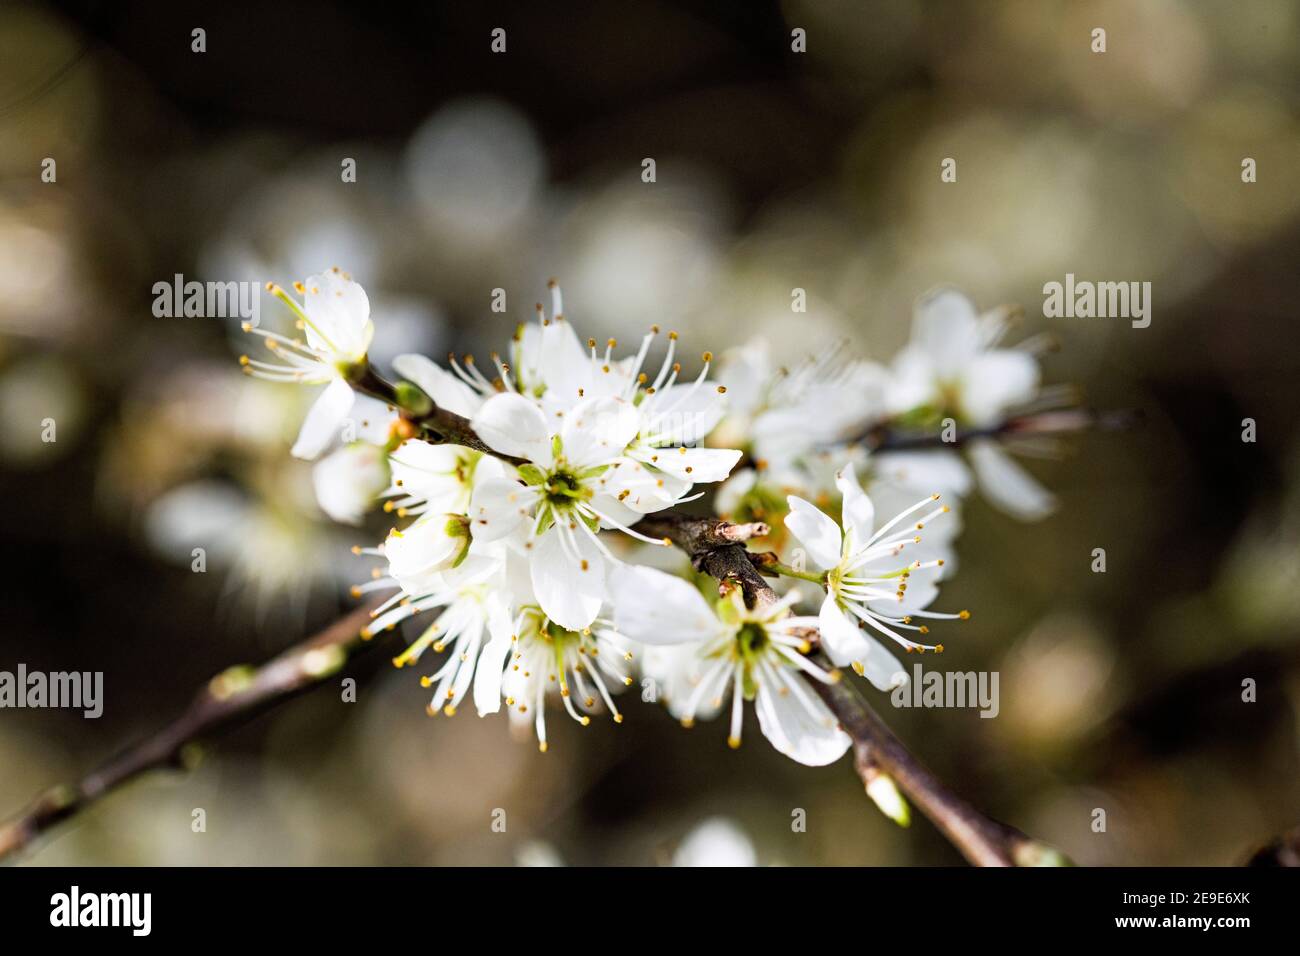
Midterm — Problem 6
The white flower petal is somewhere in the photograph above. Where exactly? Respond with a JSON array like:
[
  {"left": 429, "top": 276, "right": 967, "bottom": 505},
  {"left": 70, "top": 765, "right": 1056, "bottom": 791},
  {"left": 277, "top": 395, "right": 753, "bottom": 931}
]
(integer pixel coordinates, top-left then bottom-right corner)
[
  {"left": 302, "top": 270, "right": 373, "bottom": 360},
  {"left": 885, "top": 347, "right": 940, "bottom": 416},
  {"left": 872, "top": 450, "right": 973, "bottom": 498},
  {"left": 392, "top": 353, "right": 482, "bottom": 418},
  {"left": 587, "top": 493, "right": 645, "bottom": 529},
  {"left": 609, "top": 563, "right": 724, "bottom": 645},
  {"left": 291, "top": 377, "right": 355, "bottom": 460},
  {"left": 469, "top": 477, "right": 534, "bottom": 542},
  {"left": 312, "top": 443, "right": 388, "bottom": 525},
  {"left": 561, "top": 396, "right": 639, "bottom": 466},
  {"left": 346, "top": 393, "right": 399, "bottom": 444},
  {"left": 960, "top": 350, "right": 1039, "bottom": 425},
  {"left": 639, "top": 446, "right": 741, "bottom": 484},
  {"left": 783, "top": 495, "right": 843, "bottom": 570},
  {"left": 473, "top": 599, "right": 514, "bottom": 716},
  {"left": 530, "top": 527, "right": 604, "bottom": 631},
  {"left": 471, "top": 392, "right": 553, "bottom": 465},
  {"left": 644, "top": 384, "right": 727, "bottom": 445},
  {"left": 968, "top": 439, "right": 1057, "bottom": 521},
  {"left": 818, "top": 594, "right": 868, "bottom": 667},
  {"left": 538, "top": 318, "right": 589, "bottom": 401},
  {"left": 754, "top": 674, "right": 850, "bottom": 767},
  {"left": 912, "top": 287, "right": 981, "bottom": 378},
  {"left": 602, "top": 458, "right": 690, "bottom": 513},
  {"left": 822, "top": 597, "right": 905, "bottom": 691},
  {"left": 834, "top": 462, "right": 875, "bottom": 552},
  {"left": 387, "top": 440, "right": 469, "bottom": 510}
]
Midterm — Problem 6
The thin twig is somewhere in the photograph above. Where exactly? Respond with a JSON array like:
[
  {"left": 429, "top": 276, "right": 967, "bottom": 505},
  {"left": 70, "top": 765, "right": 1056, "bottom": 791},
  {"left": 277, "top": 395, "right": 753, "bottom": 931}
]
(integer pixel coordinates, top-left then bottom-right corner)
[
  {"left": 0, "top": 601, "right": 382, "bottom": 862},
  {"left": 859, "top": 407, "right": 1138, "bottom": 454},
  {"left": 352, "top": 363, "right": 526, "bottom": 464},
  {"left": 810, "top": 672, "right": 1064, "bottom": 866}
]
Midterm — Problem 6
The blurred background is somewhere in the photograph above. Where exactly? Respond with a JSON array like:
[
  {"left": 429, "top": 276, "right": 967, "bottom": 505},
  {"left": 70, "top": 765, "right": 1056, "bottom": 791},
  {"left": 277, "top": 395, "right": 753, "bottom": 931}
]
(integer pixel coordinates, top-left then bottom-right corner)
[{"left": 2, "top": 0, "right": 1299, "bottom": 865}]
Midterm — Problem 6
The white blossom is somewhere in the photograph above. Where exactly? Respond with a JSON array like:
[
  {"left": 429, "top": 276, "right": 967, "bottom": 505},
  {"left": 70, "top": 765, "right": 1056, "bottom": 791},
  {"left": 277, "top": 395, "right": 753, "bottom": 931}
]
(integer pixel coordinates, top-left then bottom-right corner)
[
  {"left": 239, "top": 269, "right": 375, "bottom": 460},
  {"left": 784, "top": 463, "right": 967, "bottom": 690},
  {"left": 887, "top": 288, "right": 1055, "bottom": 520},
  {"left": 490, "top": 604, "right": 639, "bottom": 752},
  {"left": 362, "top": 545, "right": 515, "bottom": 719},
  {"left": 610, "top": 564, "right": 850, "bottom": 766}
]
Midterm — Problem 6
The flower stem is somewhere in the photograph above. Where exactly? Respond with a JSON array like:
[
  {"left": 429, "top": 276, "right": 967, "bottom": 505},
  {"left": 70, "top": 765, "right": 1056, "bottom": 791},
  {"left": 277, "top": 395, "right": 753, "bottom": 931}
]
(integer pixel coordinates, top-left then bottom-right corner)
[{"left": 767, "top": 562, "right": 826, "bottom": 585}]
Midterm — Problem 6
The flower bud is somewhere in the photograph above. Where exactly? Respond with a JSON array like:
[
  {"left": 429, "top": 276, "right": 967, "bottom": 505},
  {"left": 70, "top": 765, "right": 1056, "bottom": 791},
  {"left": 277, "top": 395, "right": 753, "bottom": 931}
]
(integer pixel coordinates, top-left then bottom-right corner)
[{"left": 865, "top": 771, "right": 911, "bottom": 828}]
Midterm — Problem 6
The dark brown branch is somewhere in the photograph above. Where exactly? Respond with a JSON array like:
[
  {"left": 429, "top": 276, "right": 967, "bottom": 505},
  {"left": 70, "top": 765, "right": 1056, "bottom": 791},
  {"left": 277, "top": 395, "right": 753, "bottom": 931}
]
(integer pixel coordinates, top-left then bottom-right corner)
[
  {"left": 810, "top": 670, "right": 1066, "bottom": 866},
  {"left": 0, "top": 600, "right": 383, "bottom": 862},
  {"left": 857, "top": 407, "right": 1138, "bottom": 454},
  {"left": 352, "top": 363, "right": 526, "bottom": 464},
  {"left": 632, "top": 513, "right": 776, "bottom": 606}
]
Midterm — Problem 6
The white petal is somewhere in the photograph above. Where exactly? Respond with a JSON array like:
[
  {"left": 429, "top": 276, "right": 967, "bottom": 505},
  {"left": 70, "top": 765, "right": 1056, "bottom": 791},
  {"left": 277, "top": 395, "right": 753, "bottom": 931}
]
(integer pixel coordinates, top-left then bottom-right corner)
[
  {"left": 872, "top": 450, "right": 973, "bottom": 498},
  {"left": 561, "top": 396, "right": 639, "bottom": 466},
  {"left": 822, "top": 598, "right": 905, "bottom": 691},
  {"left": 885, "top": 347, "right": 940, "bottom": 416},
  {"left": 959, "top": 350, "right": 1039, "bottom": 425},
  {"left": 818, "top": 594, "right": 868, "bottom": 667},
  {"left": 912, "top": 287, "right": 981, "bottom": 378},
  {"left": 388, "top": 440, "right": 467, "bottom": 509},
  {"left": 471, "top": 392, "right": 553, "bottom": 465},
  {"left": 473, "top": 599, "right": 515, "bottom": 716},
  {"left": 871, "top": 573, "right": 940, "bottom": 615},
  {"left": 302, "top": 270, "right": 373, "bottom": 360},
  {"left": 530, "top": 527, "right": 604, "bottom": 631},
  {"left": 469, "top": 477, "right": 534, "bottom": 542},
  {"left": 602, "top": 458, "right": 690, "bottom": 513},
  {"left": 448, "top": 616, "right": 483, "bottom": 708},
  {"left": 538, "top": 318, "right": 589, "bottom": 402},
  {"left": 587, "top": 492, "right": 645, "bottom": 529},
  {"left": 312, "top": 443, "right": 388, "bottom": 525},
  {"left": 834, "top": 462, "right": 875, "bottom": 551},
  {"left": 783, "top": 496, "right": 843, "bottom": 570},
  {"left": 392, "top": 353, "right": 481, "bottom": 418},
  {"left": 968, "top": 440, "right": 1056, "bottom": 521},
  {"left": 754, "top": 674, "right": 850, "bottom": 767},
  {"left": 291, "top": 377, "right": 355, "bottom": 460},
  {"left": 639, "top": 446, "right": 741, "bottom": 484},
  {"left": 716, "top": 340, "right": 771, "bottom": 417},
  {"left": 346, "top": 393, "right": 399, "bottom": 444},
  {"left": 644, "top": 384, "right": 727, "bottom": 446},
  {"left": 609, "top": 563, "right": 724, "bottom": 645}
]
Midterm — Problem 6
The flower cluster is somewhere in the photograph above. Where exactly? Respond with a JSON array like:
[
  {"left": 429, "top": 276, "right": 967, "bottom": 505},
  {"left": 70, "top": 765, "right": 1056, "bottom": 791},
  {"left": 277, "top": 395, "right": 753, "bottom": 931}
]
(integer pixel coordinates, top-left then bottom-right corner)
[{"left": 241, "top": 271, "right": 1063, "bottom": 768}]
